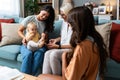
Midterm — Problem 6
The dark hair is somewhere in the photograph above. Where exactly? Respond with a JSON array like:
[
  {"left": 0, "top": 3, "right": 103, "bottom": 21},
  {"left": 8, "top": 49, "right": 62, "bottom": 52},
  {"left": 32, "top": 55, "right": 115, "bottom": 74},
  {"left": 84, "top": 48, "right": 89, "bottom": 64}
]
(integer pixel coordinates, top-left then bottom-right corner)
[
  {"left": 41, "top": 5, "right": 55, "bottom": 32},
  {"left": 67, "top": 6, "right": 108, "bottom": 79}
]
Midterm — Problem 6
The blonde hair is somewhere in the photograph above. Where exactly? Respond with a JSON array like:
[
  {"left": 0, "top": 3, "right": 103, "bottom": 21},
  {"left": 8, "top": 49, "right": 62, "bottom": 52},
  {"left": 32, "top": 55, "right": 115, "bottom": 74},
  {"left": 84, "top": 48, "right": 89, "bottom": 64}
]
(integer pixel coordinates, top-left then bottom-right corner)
[
  {"left": 26, "top": 22, "right": 37, "bottom": 32},
  {"left": 60, "top": 3, "right": 73, "bottom": 15}
]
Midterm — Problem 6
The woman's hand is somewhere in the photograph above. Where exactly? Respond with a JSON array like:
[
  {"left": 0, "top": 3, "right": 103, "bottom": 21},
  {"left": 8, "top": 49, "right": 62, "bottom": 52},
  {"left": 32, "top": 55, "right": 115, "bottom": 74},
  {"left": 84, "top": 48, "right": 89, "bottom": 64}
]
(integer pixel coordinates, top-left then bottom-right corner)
[
  {"left": 47, "top": 43, "right": 59, "bottom": 49},
  {"left": 49, "top": 39, "right": 57, "bottom": 44},
  {"left": 22, "top": 37, "right": 27, "bottom": 46},
  {"left": 47, "top": 39, "right": 58, "bottom": 49}
]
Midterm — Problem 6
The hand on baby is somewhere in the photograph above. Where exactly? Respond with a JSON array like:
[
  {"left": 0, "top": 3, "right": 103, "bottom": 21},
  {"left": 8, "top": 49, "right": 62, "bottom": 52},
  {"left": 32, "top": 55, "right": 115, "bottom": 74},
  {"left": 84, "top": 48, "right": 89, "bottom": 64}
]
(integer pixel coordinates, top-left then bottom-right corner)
[{"left": 22, "top": 37, "right": 27, "bottom": 46}]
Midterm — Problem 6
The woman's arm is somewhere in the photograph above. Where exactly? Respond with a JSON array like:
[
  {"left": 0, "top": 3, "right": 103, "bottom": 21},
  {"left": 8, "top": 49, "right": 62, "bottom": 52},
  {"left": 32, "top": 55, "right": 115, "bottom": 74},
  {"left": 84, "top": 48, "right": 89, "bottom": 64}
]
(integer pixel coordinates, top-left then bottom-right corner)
[
  {"left": 18, "top": 25, "right": 26, "bottom": 39},
  {"left": 47, "top": 43, "right": 72, "bottom": 49},
  {"left": 18, "top": 25, "right": 27, "bottom": 45},
  {"left": 55, "top": 37, "right": 61, "bottom": 43},
  {"left": 49, "top": 37, "right": 61, "bottom": 44},
  {"left": 38, "top": 74, "right": 62, "bottom": 80},
  {"left": 62, "top": 52, "right": 68, "bottom": 80},
  {"left": 60, "top": 45, "right": 72, "bottom": 49}
]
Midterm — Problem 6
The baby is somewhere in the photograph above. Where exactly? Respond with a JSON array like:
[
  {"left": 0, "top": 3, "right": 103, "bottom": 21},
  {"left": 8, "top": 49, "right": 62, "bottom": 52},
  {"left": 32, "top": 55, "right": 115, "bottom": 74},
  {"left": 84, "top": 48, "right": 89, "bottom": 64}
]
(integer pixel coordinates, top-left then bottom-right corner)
[{"left": 25, "top": 22, "right": 46, "bottom": 52}]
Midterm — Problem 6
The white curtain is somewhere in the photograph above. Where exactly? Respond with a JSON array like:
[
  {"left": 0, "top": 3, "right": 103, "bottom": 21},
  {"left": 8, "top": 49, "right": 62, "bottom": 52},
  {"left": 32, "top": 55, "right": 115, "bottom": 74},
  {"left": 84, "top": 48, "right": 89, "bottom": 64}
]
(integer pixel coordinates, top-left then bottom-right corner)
[{"left": 0, "top": 0, "right": 24, "bottom": 17}]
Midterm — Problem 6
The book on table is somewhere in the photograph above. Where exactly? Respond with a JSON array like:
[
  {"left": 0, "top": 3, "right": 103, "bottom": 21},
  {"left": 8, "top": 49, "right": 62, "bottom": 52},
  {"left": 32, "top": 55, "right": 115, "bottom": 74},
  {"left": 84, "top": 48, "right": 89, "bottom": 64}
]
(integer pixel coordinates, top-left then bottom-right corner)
[{"left": 0, "top": 66, "right": 24, "bottom": 80}]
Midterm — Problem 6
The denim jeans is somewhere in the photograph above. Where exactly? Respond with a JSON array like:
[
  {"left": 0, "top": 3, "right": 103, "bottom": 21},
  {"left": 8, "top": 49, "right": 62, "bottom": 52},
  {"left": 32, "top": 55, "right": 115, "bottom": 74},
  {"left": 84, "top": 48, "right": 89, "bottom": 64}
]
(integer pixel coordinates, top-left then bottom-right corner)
[{"left": 20, "top": 45, "right": 47, "bottom": 76}]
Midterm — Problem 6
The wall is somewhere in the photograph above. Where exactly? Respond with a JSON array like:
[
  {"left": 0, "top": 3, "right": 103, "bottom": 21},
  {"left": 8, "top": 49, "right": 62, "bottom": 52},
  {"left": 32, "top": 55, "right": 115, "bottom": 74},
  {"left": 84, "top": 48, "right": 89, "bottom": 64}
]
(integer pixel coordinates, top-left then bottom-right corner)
[
  {"left": 20, "top": 0, "right": 24, "bottom": 17},
  {"left": 60, "top": 0, "right": 118, "bottom": 19}
]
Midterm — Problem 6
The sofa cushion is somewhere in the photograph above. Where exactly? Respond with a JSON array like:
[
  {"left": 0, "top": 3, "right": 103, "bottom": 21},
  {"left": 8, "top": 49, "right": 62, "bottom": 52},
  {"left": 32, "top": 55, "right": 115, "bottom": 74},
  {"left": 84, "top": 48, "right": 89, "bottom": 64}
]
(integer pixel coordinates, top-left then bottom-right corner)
[
  {"left": 0, "top": 45, "right": 21, "bottom": 60},
  {"left": 17, "top": 54, "right": 22, "bottom": 62},
  {"left": 110, "top": 20, "right": 120, "bottom": 24},
  {"left": 3, "top": 16, "right": 24, "bottom": 23},
  {"left": 98, "top": 19, "right": 110, "bottom": 25},
  {"left": 0, "top": 23, "right": 22, "bottom": 46},
  {"left": 105, "top": 58, "right": 120, "bottom": 78},
  {"left": 109, "top": 22, "right": 120, "bottom": 62},
  {"left": 95, "top": 23, "right": 112, "bottom": 53},
  {"left": 0, "top": 18, "right": 14, "bottom": 41}
]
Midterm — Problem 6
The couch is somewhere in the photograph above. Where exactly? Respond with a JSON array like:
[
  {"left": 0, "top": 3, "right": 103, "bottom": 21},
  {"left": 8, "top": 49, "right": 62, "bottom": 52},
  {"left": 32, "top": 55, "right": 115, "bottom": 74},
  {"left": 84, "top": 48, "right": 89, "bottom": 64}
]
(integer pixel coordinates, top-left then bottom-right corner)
[
  {"left": 0, "top": 16, "right": 24, "bottom": 70},
  {"left": 0, "top": 18, "right": 62, "bottom": 73},
  {"left": 0, "top": 17, "right": 120, "bottom": 80}
]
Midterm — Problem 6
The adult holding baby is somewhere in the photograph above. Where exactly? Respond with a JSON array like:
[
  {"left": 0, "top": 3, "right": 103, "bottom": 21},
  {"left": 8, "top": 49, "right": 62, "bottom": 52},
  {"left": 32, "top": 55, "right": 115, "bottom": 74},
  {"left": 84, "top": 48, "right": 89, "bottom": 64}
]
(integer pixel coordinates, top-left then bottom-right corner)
[{"left": 18, "top": 5, "right": 55, "bottom": 76}]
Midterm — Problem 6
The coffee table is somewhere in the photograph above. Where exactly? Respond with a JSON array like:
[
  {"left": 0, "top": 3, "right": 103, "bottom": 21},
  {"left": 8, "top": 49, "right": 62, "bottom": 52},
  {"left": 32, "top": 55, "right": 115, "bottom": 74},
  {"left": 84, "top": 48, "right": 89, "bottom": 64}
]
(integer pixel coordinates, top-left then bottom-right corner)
[{"left": 0, "top": 66, "right": 40, "bottom": 80}]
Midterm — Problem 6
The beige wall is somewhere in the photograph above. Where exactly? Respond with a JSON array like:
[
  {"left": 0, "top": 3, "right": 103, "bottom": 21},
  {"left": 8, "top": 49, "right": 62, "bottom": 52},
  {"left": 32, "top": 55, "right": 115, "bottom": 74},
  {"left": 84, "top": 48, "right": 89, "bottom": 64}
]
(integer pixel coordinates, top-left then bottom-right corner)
[{"left": 60, "top": 0, "right": 118, "bottom": 19}]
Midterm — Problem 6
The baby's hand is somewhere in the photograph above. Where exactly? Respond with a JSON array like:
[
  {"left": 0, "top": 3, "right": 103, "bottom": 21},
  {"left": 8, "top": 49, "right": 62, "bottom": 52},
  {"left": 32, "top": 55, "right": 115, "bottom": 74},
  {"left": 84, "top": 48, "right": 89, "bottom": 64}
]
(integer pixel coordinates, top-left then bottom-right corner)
[
  {"left": 30, "top": 32, "right": 35, "bottom": 37},
  {"left": 26, "top": 33, "right": 35, "bottom": 41}
]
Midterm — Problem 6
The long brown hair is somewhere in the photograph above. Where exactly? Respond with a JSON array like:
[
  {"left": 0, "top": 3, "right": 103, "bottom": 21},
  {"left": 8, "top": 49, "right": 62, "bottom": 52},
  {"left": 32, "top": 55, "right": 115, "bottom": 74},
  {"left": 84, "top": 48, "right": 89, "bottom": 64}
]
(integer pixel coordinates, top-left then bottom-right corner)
[
  {"left": 41, "top": 5, "right": 55, "bottom": 32},
  {"left": 67, "top": 6, "right": 108, "bottom": 79}
]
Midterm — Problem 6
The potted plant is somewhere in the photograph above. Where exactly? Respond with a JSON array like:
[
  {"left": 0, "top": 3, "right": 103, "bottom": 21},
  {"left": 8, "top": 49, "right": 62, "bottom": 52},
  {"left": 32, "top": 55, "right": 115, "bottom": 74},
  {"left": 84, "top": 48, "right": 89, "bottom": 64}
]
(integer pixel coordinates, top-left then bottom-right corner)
[{"left": 24, "top": 0, "right": 39, "bottom": 17}]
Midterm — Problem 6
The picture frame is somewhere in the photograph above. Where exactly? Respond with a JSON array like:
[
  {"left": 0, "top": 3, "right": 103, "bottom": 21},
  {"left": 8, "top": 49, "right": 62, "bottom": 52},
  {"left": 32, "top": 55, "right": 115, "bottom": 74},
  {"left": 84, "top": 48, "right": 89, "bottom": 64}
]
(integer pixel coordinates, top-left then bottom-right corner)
[
  {"left": 98, "top": 6, "right": 106, "bottom": 14},
  {"left": 92, "top": 7, "right": 99, "bottom": 15}
]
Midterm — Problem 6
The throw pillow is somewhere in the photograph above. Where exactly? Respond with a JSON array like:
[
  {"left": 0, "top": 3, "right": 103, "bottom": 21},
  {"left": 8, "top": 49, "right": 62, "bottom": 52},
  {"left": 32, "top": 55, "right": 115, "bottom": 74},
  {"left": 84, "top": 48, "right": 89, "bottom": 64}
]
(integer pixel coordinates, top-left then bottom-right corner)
[
  {"left": 109, "top": 22, "right": 120, "bottom": 62},
  {"left": 0, "top": 18, "right": 14, "bottom": 41},
  {"left": 0, "top": 23, "right": 22, "bottom": 46},
  {"left": 95, "top": 23, "right": 112, "bottom": 54}
]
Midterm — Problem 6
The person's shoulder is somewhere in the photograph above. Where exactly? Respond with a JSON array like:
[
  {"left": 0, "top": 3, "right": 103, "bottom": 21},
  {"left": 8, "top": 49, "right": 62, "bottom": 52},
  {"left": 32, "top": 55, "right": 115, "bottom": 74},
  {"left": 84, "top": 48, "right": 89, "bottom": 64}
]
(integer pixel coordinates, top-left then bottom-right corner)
[
  {"left": 76, "top": 40, "right": 93, "bottom": 49},
  {"left": 21, "top": 15, "right": 36, "bottom": 23},
  {"left": 75, "top": 40, "right": 93, "bottom": 52},
  {"left": 61, "top": 20, "right": 67, "bottom": 28},
  {"left": 81, "top": 40, "right": 93, "bottom": 45},
  {"left": 21, "top": 15, "right": 33, "bottom": 22},
  {"left": 25, "top": 15, "right": 35, "bottom": 19}
]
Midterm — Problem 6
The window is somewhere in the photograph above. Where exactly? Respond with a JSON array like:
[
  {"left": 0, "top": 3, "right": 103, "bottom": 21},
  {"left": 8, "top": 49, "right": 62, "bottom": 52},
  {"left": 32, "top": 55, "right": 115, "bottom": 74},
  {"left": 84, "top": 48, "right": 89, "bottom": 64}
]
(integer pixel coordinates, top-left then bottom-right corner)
[{"left": 0, "top": 0, "right": 20, "bottom": 16}]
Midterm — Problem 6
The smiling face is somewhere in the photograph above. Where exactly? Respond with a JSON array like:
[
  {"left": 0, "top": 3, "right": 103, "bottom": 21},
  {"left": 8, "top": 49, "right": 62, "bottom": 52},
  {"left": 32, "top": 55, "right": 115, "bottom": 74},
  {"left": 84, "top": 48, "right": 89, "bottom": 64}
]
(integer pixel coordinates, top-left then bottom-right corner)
[
  {"left": 37, "top": 10, "right": 50, "bottom": 21},
  {"left": 60, "top": 10, "right": 67, "bottom": 21}
]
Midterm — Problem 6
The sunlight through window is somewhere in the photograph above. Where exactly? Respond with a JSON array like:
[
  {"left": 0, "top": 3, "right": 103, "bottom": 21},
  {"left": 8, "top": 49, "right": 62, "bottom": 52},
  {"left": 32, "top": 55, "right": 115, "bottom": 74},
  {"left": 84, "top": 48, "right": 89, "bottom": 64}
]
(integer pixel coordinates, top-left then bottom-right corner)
[{"left": 0, "top": 0, "right": 20, "bottom": 16}]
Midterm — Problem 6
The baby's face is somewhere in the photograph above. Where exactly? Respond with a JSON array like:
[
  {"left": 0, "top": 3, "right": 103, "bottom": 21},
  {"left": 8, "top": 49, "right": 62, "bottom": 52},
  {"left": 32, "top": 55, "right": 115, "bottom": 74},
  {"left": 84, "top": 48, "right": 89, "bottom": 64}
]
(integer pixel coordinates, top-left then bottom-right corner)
[{"left": 28, "top": 25, "right": 37, "bottom": 34}]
